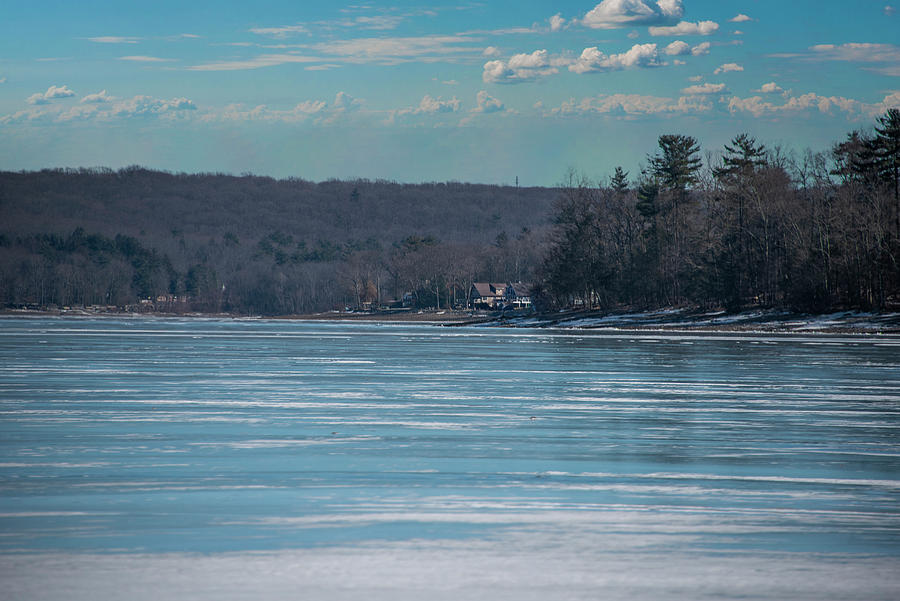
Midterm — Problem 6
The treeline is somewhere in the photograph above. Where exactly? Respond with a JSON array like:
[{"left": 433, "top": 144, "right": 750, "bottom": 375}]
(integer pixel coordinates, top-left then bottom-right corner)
[
  {"left": 0, "top": 170, "right": 551, "bottom": 313},
  {"left": 540, "top": 109, "right": 900, "bottom": 312},
  {"left": 2, "top": 109, "right": 898, "bottom": 315}
]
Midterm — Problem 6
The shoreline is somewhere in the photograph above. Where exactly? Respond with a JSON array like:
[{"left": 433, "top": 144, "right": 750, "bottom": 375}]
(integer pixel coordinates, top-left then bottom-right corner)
[{"left": 3, "top": 307, "right": 900, "bottom": 335}]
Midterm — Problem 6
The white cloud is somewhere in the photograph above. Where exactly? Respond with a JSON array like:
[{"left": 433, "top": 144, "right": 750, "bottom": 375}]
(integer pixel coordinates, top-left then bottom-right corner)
[
  {"left": 109, "top": 96, "right": 196, "bottom": 117},
  {"left": 307, "top": 35, "right": 482, "bottom": 64},
  {"left": 549, "top": 92, "right": 711, "bottom": 117},
  {"left": 681, "top": 82, "right": 727, "bottom": 95},
  {"left": 217, "top": 100, "right": 326, "bottom": 123},
  {"left": 26, "top": 85, "right": 75, "bottom": 105},
  {"left": 352, "top": 16, "right": 404, "bottom": 30},
  {"left": 408, "top": 95, "right": 461, "bottom": 114},
  {"left": 473, "top": 26, "right": 539, "bottom": 36},
  {"left": 733, "top": 30, "right": 744, "bottom": 36},
  {"left": 214, "top": 93, "right": 366, "bottom": 124},
  {"left": 315, "top": 92, "right": 364, "bottom": 124},
  {"left": 332, "top": 91, "right": 362, "bottom": 111},
  {"left": 664, "top": 41, "right": 690, "bottom": 56},
  {"left": 473, "top": 90, "right": 505, "bottom": 113},
  {"left": 726, "top": 94, "right": 842, "bottom": 117},
  {"left": 87, "top": 36, "right": 139, "bottom": 44},
  {"left": 656, "top": 0, "right": 682, "bottom": 16},
  {"left": 483, "top": 60, "right": 515, "bottom": 83},
  {"left": 729, "top": 14, "right": 752, "bottom": 23},
  {"left": 877, "top": 91, "right": 900, "bottom": 110},
  {"left": 251, "top": 10, "right": 434, "bottom": 36},
  {"left": 118, "top": 56, "right": 176, "bottom": 63},
  {"left": 581, "top": 0, "right": 683, "bottom": 29},
  {"left": 724, "top": 90, "right": 900, "bottom": 119},
  {"left": 188, "top": 54, "right": 322, "bottom": 71},
  {"left": 688, "top": 75, "right": 703, "bottom": 82},
  {"left": 243, "top": 95, "right": 357, "bottom": 124},
  {"left": 714, "top": 62, "right": 743, "bottom": 74},
  {"left": 81, "top": 90, "right": 114, "bottom": 104},
  {"left": 249, "top": 25, "right": 309, "bottom": 38},
  {"left": 1, "top": 90, "right": 372, "bottom": 126},
  {"left": 649, "top": 20, "right": 719, "bottom": 36},
  {"left": 665, "top": 40, "right": 711, "bottom": 57},
  {"left": 808, "top": 43, "right": 900, "bottom": 63},
  {"left": 627, "top": 30, "right": 639, "bottom": 39},
  {"left": 483, "top": 50, "right": 558, "bottom": 83},
  {"left": 294, "top": 100, "right": 328, "bottom": 114},
  {"left": 773, "top": 43, "right": 900, "bottom": 76},
  {"left": 206, "top": 35, "right": 486, "bottom": 70},
  {"left": 549, "top": 14, "right": 566, "bottom": 32},
  {"left": 756, "top": 82, "right": 783, "bottom": 94},
  {"left": 728, "top": 96, "right": 786, "bottom": 117},
  {"left": 0, "top": 109, "right": 40, "bottom": 124},
  {"left": 6, "top": 93, "right": 197, "bottom": 124},
  {"left": 884, "top": 5, "right": 896, "bottom": 16},
  {"left": 0, "top": 77, "right": 6, "bottom": 84},
  {"left": 509, "top": 50, "right": 551, "bottom": 69},
  {"left": 569, "top": 43, "right": 662, "bottom": 74},
  {"left": 691, "top": 42, "right": 711, "bottom": 56},
  {"left": 43, "top": 85, "right": 75, "bottom": 99}
]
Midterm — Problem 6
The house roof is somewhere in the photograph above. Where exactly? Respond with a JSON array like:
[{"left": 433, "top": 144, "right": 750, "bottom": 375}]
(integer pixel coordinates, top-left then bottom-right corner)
[
  {"left": 472, "top": 282, "right": 506, "bottom": 297},
  {"left": 506, "top": 282, "right": 533, "bottom": 297}
]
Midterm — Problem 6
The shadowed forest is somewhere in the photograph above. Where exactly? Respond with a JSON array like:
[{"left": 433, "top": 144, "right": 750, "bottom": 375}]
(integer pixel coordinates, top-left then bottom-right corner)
[
  {"left": 0, "top": 171, "right": 550, "bottom": 314},
  {"left": 1, "top": 109, "right": 898, "bottom": 315}
]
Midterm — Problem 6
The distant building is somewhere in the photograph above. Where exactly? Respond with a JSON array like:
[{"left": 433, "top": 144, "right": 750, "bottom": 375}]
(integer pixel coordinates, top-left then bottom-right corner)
[
  {"left": 471, "top": 282, "right": 507, "bottom": 308},
  {"left": 504, "top": 282, "right": 533, "bottom": 309}
]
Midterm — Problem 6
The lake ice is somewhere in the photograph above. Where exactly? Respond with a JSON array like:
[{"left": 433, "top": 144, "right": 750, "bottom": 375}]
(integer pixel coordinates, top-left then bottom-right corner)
[{"left": 1, "top": 317, "right": 898, "bottom": 600}]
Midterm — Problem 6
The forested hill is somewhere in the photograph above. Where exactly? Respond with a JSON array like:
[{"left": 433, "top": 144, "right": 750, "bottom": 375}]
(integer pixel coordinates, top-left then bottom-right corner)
[{"left": 0, "top": 168, "right": 554, "bottom": 314}]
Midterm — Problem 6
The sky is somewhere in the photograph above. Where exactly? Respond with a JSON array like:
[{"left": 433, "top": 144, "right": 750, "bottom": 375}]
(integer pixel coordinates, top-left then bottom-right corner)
[{"left": 1, "top": 0, "right": 898, "bottom": 185}]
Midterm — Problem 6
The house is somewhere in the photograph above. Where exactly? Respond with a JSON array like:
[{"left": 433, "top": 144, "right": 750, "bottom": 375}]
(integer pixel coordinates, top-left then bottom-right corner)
[
  {"left": 504, "top": 282, "right": 533, "bottom": 309},
  {"left": 471, "top": 282, "right": 507, "bottom": 308}
]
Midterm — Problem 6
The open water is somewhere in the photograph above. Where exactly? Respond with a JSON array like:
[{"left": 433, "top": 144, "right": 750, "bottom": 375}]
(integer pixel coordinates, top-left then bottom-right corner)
[{"left": 0, "top": 317, "right": 899, "bottom": 600}]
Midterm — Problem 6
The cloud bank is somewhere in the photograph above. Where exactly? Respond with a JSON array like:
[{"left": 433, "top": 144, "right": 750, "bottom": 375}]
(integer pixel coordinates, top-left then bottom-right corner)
[{"left": 550, "top": 93, "right": 711, "bottom": 117}]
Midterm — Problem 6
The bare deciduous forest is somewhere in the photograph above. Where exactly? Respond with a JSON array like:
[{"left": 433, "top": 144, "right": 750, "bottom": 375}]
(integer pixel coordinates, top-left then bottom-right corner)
[
  {"left": 542, "top": 110, "right": 900, "bottom": 313},
  {"left": 2, "top": 109, "right": 898, "bottom": 315},
  {"left": 0, "top": 169, "right": 551, "bottom": 313}
]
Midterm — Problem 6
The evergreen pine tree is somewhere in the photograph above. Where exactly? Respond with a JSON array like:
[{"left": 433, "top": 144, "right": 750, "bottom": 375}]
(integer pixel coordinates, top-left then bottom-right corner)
[
  {"left": 871, "top": 108, "right": 900, "bottom": 238},
  {"left": 610, "top": 166, "right": 629, "bottom": 194}
]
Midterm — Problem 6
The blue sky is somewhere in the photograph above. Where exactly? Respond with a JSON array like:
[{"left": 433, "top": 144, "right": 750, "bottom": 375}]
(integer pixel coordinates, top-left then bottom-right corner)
[{"left": 1, "top": 0, "right": 898, "bottom": 185}]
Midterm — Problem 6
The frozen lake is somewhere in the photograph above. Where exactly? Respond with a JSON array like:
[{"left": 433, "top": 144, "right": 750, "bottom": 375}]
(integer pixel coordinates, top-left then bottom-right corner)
[{"left": 1, "top": 317, "right": 899, "bottom": 600}]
